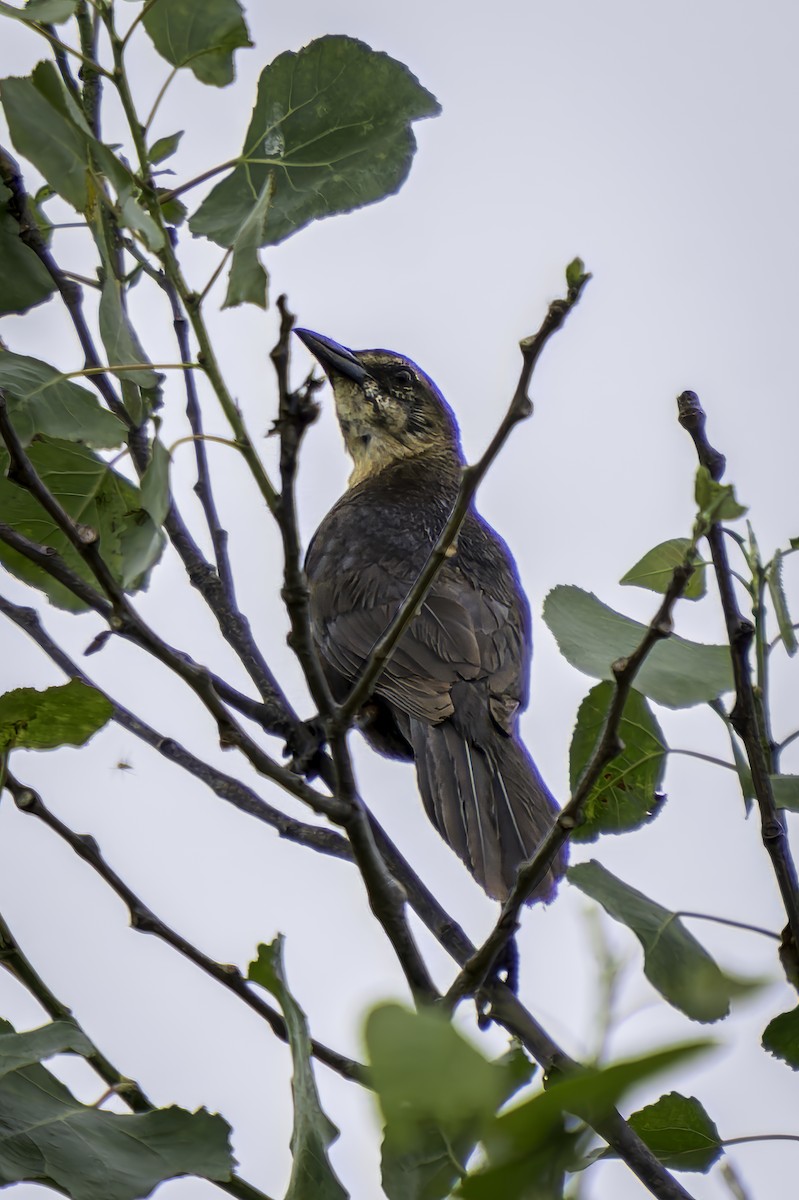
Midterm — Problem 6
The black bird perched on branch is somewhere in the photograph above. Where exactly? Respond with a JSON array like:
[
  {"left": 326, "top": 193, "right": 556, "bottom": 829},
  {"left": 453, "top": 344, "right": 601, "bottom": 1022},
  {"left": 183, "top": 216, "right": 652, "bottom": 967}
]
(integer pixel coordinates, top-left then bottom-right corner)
[{"left": 296, "top": 328, "right": 566, "bottom": 902}]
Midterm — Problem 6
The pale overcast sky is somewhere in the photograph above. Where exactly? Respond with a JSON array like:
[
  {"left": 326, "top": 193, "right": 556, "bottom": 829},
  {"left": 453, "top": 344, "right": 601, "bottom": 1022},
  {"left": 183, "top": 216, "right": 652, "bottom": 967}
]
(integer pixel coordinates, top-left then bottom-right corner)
[{"left": 1, "top": 3, "right": 798, "bottom": 1198}]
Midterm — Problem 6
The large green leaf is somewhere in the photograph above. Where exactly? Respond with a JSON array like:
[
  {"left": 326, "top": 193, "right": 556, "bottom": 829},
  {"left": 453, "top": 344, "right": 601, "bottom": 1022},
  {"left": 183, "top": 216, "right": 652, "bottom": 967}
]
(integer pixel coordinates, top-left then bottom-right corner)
[
  {"left": 380, "top": 1045, "right": 532, "bottom": 1200},
  {"left": 620, "top": 537, "right": 705, "bottom": 601},
  {"left": 626, "top": 1092, "right": 722, "bottom": 1173},
  {"left": 762, "top": 1005, "right": 799, "bottom": 1069},
  {"left": 0, "top": 0, "right": 78, "bottom": 23},
  {"left": 0, "top": 63, "right": 91, "bottom": 210},
  {"left": 0, "top": 679, "right": 112, "bottom": 752},
  {"left": 543, "top": 585, "right": 733, "bottom": 708},
  {"left": 365, "top": 1005, "right": 531, "bottom": 1200},
  {"left": 142, "top": 0, "right": 251, "bottom": 87},
  {"left": 366, "top": 1003, "right": 509, "bottom": 1152},
  {"left": 0, "top": 436, "right": 164, "bottom": 611},
  {"left": 98, "top": 276, "right": 161, "bottom": 390},
  {"left": 0, "top": 350, "right": 126, "bottom": 448},
  {"left": 0, "top": 1021, "right": 92, "bottom": 1076},
  {"left": 569, "top": 861, "right": 754, "bottom": 1022},
  {"left": 0, "top": 183, "right": 56, "bottom": 315},
  {"left": 248, "top": 938, "right": 347, "bottom": 1200},
  {"left": 0, "top": 1018, "right": 233, "bottom": 1198},
  {"left": 459, "top": 1043, "right": 711, "bottom": 1199},
  {"left": 189, "top": 36, "right": 440, "bottom": 247},
  {"left": 569, "top": 682, "right": 667, "bottom": 841}
]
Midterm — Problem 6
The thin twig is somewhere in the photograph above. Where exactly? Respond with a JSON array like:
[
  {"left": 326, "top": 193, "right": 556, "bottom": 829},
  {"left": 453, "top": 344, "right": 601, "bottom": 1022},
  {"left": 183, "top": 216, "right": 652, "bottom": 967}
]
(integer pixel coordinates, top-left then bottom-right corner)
[
  {"left": 332, "top": 266, "right": 592, "bottom": 731},
  {"left": 270, "top": 298, "right": 438, "bottom": 1003},
  {"left": 0, "top": 594, "right": 351, "bottom": 862},
  {"left": 442, "top": 550, "right": 697, "bottom": 1011},
  {"left": 0, "top": 412, "right": 346, "bottom": 823},
  {"left": 3, "top": 772, "right": 366, "bottom": 1088},
  {"left": 678, "top": 389, "right": 799, "bottom": 968}
]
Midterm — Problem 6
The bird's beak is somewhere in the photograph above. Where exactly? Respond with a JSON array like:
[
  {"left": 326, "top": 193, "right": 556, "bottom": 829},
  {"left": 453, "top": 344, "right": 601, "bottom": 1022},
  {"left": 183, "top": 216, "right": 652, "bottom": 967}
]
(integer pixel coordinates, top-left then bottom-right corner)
[{"left": 294, "top": 328, "right": 368, "bottom": 384}]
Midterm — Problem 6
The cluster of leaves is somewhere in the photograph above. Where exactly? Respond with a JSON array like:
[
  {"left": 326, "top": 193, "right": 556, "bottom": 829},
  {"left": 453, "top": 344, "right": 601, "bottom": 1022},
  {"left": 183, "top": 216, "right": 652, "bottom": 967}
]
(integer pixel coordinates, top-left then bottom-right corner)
[{"left": 0, "top": 1, "right": 797, "bottom": 1199}]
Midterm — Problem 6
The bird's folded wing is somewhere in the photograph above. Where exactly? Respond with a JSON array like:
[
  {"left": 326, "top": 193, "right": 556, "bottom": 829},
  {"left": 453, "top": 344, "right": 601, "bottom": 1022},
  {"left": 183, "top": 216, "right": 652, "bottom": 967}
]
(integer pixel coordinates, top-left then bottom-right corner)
[{"left": 311, "top": 569, "right": 525, "bottom": 726}]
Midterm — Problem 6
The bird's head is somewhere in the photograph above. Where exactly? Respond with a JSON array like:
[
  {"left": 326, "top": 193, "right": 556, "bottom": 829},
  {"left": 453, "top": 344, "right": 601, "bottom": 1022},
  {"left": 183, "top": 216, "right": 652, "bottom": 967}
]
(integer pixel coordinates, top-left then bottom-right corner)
[{"left": 295, "top": 328, "right": 463, "bottom": 486}]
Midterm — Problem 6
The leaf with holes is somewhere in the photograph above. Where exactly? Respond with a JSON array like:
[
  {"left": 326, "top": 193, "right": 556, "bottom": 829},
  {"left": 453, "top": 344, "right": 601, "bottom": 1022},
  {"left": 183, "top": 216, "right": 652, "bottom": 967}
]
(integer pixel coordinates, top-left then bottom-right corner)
[
  {"left": 569, "top": 683, "right": 667, "bottom": 841},
  {"left": 190, "top": 36, "right": 440, "bottom": 248},
  {"left": 0, "top": 680, "right": 112, "bottom": 752}
]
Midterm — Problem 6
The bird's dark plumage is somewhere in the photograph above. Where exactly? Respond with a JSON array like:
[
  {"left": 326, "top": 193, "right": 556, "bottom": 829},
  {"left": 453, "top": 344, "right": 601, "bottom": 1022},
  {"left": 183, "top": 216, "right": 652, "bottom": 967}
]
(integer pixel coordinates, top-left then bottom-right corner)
[{"left": 297, "top": 328, "right": 566, "bottom": 902}]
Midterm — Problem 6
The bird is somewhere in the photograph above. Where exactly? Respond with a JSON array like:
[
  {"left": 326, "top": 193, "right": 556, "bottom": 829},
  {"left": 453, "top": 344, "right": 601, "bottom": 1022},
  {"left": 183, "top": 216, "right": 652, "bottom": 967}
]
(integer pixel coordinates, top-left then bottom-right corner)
[{"left": 296, "top": 328, "right": 566, "bottom": 902}]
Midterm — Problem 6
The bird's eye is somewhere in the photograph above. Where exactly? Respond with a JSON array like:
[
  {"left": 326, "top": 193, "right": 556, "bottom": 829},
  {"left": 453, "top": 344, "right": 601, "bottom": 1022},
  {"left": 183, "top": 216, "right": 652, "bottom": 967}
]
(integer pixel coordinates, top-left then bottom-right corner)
[{"left": 394, "top": 368, "right": 414, "bottom": 386}]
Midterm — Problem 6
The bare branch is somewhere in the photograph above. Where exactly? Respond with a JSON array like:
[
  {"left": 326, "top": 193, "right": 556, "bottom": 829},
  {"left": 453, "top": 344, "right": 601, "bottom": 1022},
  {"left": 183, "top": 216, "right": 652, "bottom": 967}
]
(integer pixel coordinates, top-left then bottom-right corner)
[
  {"left": 333, "top": 266, "right": 591, "bottom": 730},
  {"left": 0, "top": 593, "right": 350, "bottom": 860},
  {"left": 270, "top": 299, "right": 438, "bottom": 1003},
  {"left": 444, "top": 550, "right": 697, "bottom": 1009},
  {"left": 3, "top": 772, "right": 366, "bottom": 1088},
  {"left": 678, "top": 388, "right": 799, "bottom": 968}
]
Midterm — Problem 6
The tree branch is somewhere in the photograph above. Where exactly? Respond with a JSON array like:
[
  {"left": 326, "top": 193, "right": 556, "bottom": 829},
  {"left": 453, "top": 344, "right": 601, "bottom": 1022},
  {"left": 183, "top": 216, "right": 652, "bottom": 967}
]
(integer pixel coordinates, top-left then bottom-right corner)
[
  {"left": 0, "top": 593, "right": 350, "bottom": 862},
  {"left": 270, "top": 298, "right": 438, "bottom": 1003},
  {"left": 444, "top": 550, "right": 697, "bottom": 1009},
  {"left": 332, "top": 264, "right": 591, "bottom": 730},
  {"left": 678, "top": 388, "right": 799, "bottom": 967},
  {"left": 3, "top": 771, "right": 366, "bottom": 1088}
]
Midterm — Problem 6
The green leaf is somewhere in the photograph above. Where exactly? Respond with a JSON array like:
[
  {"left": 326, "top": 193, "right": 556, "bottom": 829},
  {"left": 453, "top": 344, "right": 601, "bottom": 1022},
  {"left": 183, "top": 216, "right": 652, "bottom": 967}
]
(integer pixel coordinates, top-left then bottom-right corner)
[
  {"left": 694, "top": 466, "right": 747, "bottom": 528},
  {"left": 366, "top": 1003, "right": 509, "bottom": 1153},
  {"left": 568, "top": 860, "right": 750, "bottom": 1022},
  {"left": 0, "top": 679, "right": 112, "bottom": 752},
  {"left": 98, "top": 275, "right": 161, "bottom": 390},
  {"left": 762, "top": 1006, "right": 799, "bottom": 1069},
  {"left": 149, "top": 130, "right": 184, "bottom": 165},
  {"left": 621, "top": 537, "right": 705, "bottom": 601},
  {"left": 0, "top": 1021, "right": 93, "bottom": 1077},
  {"left": 222, "top": 173, "right": 273, "bottom": 309},
  {"left": 380, "top": 1042, "right": 533, "bottom": 1200},
  {"left": 543, "top": 585, "right": 733, "bottom": 708},
  {"left": 772, "top": 774, "right": 799, "bottom": 811},
  {"left": 767, "top": 550, "right": 797, "bottom": 657},
  {"left": 0, "top": 63, "right": 91, "bottom": 210},
  {"left": 157, "top": 190, "right": 188, "bottom": 226},
  {"left": 190, "top": 36, "right": 441, "bottom": 247},
  {"left": 140, "top": 438, "right": 171, "bottom": 526},
  {"left": 627, "top": 1092, "right": 722, "bottom": 1173},
  {"left": 366, "top": 1005, "right": 528, "bottom": 1198},
  {"left": 0, "top": 183, "right": 56, "bottom": 315},
  {"left": 565, "top": 257, "right": 588, "bottom": 289},
  {"left": 0, "top": 1018, "right": 233, "bottom": 1198},
  {"left": 248, "top": 938, "right": 347, "bottom": 1200},
  {"left": 0, "top": 0, "right": 78, "bottom": 25},
  {"left": 459, "top": 1042, "right": 712, "bottom": 1199},
  {"left": 569, "top": 683, "right": 667, "bottom": 842},
  {"left": 0, "top": 436, "right": 164, "bottom": 611},
  {"left": 118, "top": 186, "right": 165, "bottom": 252},
  {"left": 0, "top": 350, "right": 126, "bottom": 448},
  {"left": 142, "top": 0, "right": 251, "bottom": 87}
]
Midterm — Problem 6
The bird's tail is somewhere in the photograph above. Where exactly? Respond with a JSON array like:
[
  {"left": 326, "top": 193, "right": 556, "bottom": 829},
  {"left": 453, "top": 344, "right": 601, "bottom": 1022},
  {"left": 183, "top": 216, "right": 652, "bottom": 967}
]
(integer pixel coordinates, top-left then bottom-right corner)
[{"left": 409, "top": 719, "right": 567, "bottom": 902}]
